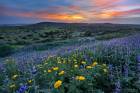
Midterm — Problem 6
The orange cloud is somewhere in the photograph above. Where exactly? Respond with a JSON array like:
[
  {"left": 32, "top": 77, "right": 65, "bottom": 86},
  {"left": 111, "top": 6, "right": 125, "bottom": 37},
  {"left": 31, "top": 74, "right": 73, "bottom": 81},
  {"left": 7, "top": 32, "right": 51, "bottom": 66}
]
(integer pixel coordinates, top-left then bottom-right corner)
[
  {"left": 0, "top": 5, "right": 85, "bottom": 22},
  {"left": 9, "top": 11, "right": 85, "bottom": 22},
  {"left": 67, "top": 5, "right": 81, "bottom": 10},
  {"left": 93, "top": 0, "right": 124, "bottom": 7},
  {"left": 37, "top": 13, "right": 85, "bottom": 21},
  {"left": 98, "top": 11, "right": 123, "bottom": 19},
  {"left": 97, "top": 8, "right": 140, "bottom": 19}
]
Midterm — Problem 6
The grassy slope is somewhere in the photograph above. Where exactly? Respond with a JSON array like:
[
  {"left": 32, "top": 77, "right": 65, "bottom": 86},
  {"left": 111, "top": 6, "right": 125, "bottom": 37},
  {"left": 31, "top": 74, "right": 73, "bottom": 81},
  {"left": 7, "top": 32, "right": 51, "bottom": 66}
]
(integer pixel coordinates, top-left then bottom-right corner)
[
  {"left": 0, "top": 23, "right": 140, "bottom": 45},
  {"left": 0, "top": 22, "right": 140, "bottom": 56}
]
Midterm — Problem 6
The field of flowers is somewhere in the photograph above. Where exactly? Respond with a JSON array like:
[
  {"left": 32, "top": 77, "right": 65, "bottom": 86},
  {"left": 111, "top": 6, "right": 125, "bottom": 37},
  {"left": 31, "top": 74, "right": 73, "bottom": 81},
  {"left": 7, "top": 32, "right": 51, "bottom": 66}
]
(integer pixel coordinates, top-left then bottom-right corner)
[{"left": 0, "top": 34, "right": 140, "bottom": 93}]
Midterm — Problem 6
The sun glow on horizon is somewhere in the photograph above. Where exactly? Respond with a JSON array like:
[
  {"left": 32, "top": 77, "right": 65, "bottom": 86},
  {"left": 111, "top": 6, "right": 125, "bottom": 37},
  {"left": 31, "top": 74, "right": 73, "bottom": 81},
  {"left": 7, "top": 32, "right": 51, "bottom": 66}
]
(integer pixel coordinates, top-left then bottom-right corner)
[{"left": 37, "top": 14, "right": 85, "bottom": 21}]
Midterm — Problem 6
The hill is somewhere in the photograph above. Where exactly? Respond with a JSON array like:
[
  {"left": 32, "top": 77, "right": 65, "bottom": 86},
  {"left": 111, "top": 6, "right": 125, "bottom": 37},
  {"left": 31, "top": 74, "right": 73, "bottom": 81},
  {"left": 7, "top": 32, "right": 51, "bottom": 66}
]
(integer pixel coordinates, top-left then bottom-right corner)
[{"left": 0, "top": 22, "right": 140, "bottom": 57}]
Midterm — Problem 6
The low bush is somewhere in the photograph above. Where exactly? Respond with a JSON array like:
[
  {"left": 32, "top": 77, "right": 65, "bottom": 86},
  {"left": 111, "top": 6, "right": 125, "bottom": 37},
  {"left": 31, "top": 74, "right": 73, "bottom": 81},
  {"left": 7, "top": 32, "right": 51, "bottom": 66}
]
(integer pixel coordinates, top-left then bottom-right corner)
[{"left": 0, "top": 45, "right": 14, "bottom": 57}]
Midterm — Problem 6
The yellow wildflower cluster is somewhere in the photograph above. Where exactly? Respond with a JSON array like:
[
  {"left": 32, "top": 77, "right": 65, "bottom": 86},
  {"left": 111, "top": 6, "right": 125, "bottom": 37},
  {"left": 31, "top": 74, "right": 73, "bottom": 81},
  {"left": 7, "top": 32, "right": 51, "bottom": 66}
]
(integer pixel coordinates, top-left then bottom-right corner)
[
  {"left": 54, "top": 80, "right": 62, "bottom": 88},
  {"left": 9, "top": 84, "right": 16, "bottom": 89},
  {"left": 12, "top": 74, "right": 18, "bottom": 80},
  {"left": 103, "top": 69, "right": 108, "bottom": 73},
  {"left": 44, "top": 62, "right": 48, "bottom": 65},
  {"left": 74, "top": 64, "right": 78, "bottom": 68},
  {"left": 37, "top": 64, "right": 43, "bottom": 68},
  {"left": 44, "top": 70, "right": 47, "bottom": 73},
  {"left": 57, "top": 57, "right": 62, "bottom": 64},
  {"left": 58, "top": 71, "right": 65, "bottom": 76},
  {"left": 48, "top": 69, "right": 52, "bottom": 73},
  {"left": 76, "top": 76, "right": 86, "bottom": 81},
  {"left": 86, "top": 66, "right": 93, "bottom": 69},
  {"left": 92, "top": 62, "right": 98, "bottom": 66},
  {"left": 53, "top": 67, "right": 59, "bottom": 71},
  {"left": 102, "top": 64, "right": 107, "bottom": 67},
  {"left": 28, "top": 79, "right": 33, "bottom": 84},
  {"left": 81, "top": 61, "right": 86, "bottom": 64},
  {"left": 102, "top": 64, "right": 108, "bottom": 73}
]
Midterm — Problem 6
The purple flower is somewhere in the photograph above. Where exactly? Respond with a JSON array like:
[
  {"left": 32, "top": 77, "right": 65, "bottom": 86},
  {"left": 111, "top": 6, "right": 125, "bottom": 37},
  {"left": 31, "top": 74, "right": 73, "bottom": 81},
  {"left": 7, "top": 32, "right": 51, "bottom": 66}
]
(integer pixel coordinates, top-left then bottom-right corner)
[
  {"left": 136, "top": 56, "right": 140, "bottom": 79},
  {"left": 108, "top": 64, "right": 114, "bottom": 81},
  {"left": 122, "top": 63, "right": 129, "bottom": 78},
  {"left": 17, "top": 85, "right": 28, "bottom": 93},
  {"left": 137, "top": 55, "right": 140, "bottom": 63},
  {"left": 31, "top": 66, "right": 37, "bottom": 75},
  {"left": 79, "top": 65, "right": 84, "bottom": 69},
  {"left": 109, "top": 64, "right": 113, "bottom": 70},
  {"left": 83, "top": 55, "right": 91, "bottom": 63},
  {"left": 114, "top": 80, "right": 121, "bottom": 93}
]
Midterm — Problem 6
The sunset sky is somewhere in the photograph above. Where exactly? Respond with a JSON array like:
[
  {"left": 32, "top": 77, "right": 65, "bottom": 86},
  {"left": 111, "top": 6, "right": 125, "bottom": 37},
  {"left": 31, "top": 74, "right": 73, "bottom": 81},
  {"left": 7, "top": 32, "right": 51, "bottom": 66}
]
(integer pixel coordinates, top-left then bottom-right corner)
[{"left": 0, "top": 0, "right": 140, "bottom": 24}]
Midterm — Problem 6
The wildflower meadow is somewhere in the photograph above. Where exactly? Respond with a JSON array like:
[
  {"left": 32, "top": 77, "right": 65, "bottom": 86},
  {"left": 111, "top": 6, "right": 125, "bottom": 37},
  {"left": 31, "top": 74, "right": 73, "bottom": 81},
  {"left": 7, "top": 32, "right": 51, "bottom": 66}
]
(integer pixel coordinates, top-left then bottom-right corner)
[
  {"left": 0, "top": 23, "right": 140, "bottom": 93},
  {"left": 0, "top": 34, "right": 140, "bottom": 93}
]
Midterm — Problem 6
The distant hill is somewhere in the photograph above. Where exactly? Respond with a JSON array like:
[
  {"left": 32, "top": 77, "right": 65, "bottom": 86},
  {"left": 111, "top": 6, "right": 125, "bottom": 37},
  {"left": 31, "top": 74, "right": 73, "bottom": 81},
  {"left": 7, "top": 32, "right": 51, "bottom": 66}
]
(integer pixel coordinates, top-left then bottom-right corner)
[
  {"left": 0, "top": 22, "right": 140, "bottom": 45},
  {"left": 0, "top": 22, "right": 140, "bottom": 57}
]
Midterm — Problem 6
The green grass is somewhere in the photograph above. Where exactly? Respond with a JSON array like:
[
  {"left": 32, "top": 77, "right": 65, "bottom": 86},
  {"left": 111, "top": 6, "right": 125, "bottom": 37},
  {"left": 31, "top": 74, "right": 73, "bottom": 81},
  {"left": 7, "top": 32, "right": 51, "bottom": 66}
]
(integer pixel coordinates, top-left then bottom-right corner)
[
  {"left": 0, "top": 23, "right": 140, "bottom": 46},
  {"left": 0, "top": 45, "right": 15, "bottom": 57},
  {"left": 95, "top": 32, "right": 130, "bottom": 40}
]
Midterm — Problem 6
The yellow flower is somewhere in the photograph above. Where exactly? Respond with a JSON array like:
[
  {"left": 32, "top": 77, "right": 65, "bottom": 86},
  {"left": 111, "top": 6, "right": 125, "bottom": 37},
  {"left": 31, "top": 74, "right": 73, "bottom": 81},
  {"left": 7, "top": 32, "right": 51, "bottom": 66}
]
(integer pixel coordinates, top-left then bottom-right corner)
[
  {"left": 9, "top": 84, "right": 16, "bottom": 89},
  {"left": 48, "top": 55, "right": 53, "bottom": 59},
  {"left": 58, "top": 61, "right": 61, "bottom": 64},
  {"left": 58, "top": 71, "right": 65, "bottom": 76},
  {"left": 74, "top": 59, "right": 77, "bottom": 62},
  {"left": 63, "top": 61, "right": 66, "bottom": 64},
  {"left": 6, "top": 59, "right": 9, "bottom": 62},
  {"left": 92, "top": 62, "right": 98, "bottom": 66},
  {"left": 37, "top": 64, "right": 42, "bottom": 67},
  {"left": 37, "top": 64, "right": 43, "bottom": 68},
  {"left": 74, "top": 62, "right": 77, "bottom": 64},
  {"left": 12, "top": 75, "right": 18, "bottom": 80},
  {"left": 44, "top": 62, "right": 48, "bottom": 65},
  {"left": 76, "top": 76, "right": 86, "bottom": 81},
  {"left": 86, "top": 66, "right": 93, "bottom": 69},
  {"left": 74, "top": 64, "right": 78, "bottom": 68},
  {"left": 54, "top": 80, "right": 62, "bottom": 88},
  {"left": 81, "top": 61, "right": 86, "bottom": 64},
  {"left": 53, "top": 67, "right": 59, "bottom": 71},
  {"left": 103, "top": 69, "right": 108, "bottom": 73},
  {"left": 102, "top": 64, "right": 107, "bottom": 67},
  {"left": 44, "top": 70, "right": 47, "bottom": 73},
  {"left": 28, "top": 79, "right": 32, "bottom": 84},
  {"left": 48, "top": 69, "right": 52, "bottom": 73}
]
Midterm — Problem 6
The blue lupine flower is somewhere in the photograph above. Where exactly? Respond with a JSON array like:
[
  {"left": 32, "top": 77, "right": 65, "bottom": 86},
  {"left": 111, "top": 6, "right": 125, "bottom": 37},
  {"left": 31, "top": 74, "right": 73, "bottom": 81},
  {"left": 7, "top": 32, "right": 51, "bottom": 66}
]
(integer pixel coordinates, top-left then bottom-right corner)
[
  {"left": 17, "top": 85, "right": 28, "bottom": 93},
  {"left": 31, "top": 66, "right": 37, "bottom": 74},
  {"left": 114, "top": 80, "right": 121, "bottom": 93},
  {"left": 93, "top": 73, "right": 97, "bottom": 78},
  {"left": 108, "top": 64, "right": 114, "bottom": 81},
  {"left": 122, "top": 63, "right": 129, "bottom": 78},
  {"left": 83, "top": 55, "right": 91, "bottom": 63},
  {"left": 79, "top": 65, "right": 84, "bottom": 69},
  {"left": 109, "top": 64, "right": 113, "bottom": 70},
  {"left": 136, "top": 55, "right": 140, "bottom": 79},
  {"left": 137, "top": 55, "right": 140, "bottom": 63}
]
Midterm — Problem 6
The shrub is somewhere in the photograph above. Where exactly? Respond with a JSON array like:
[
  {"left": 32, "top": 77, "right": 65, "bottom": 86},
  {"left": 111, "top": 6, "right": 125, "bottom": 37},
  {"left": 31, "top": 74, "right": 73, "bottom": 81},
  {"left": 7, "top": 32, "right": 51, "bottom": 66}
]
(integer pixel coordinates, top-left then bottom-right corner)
[{"left": 0, "top": 45, "right": 14, "bottom": 57}]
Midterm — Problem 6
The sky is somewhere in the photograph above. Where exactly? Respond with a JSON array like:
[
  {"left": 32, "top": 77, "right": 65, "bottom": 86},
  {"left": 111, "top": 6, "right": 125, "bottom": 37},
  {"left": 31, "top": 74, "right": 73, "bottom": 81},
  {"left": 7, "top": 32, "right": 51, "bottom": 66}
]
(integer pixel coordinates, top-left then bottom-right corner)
[{"left": 0, "top": 0, "right": 140, "bottom": 24}]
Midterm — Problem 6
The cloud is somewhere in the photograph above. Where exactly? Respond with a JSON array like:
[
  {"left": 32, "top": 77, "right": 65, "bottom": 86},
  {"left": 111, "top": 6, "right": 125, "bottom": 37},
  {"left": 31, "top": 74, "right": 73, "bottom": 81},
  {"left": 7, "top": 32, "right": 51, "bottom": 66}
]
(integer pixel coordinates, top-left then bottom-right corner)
[
  {"left": 0, "top": 5, "right": 13, "bottom": 14},
  {"left": 0, "top": 0, "right": 140, "bottom": 23},
  {"left": 98, "top": 8, "right": 140, "bottom": 19},
  {"left": 93, "top": 0, "right": 123, "bottom": 7},
  {"left": 0, "top": 5, "right": 85, "bottom": 22}
]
